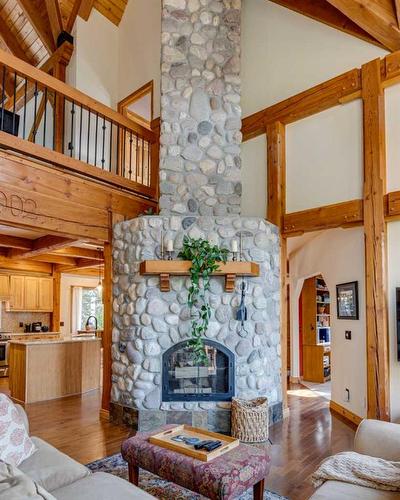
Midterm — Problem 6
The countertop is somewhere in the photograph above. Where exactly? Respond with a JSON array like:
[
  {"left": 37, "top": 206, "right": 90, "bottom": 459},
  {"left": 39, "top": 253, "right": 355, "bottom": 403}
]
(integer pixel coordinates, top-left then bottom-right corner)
[
  {"left": 8, "top": 332, "right": 60, "bottom": 336},
  {"left": 9, "top": 337, "right": 101, "bottom": 346}
]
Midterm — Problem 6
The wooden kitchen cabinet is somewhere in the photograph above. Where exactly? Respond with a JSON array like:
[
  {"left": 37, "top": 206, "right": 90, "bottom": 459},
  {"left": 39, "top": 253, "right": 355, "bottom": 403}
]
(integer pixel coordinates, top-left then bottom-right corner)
[
  {"left": 9, "top": 275, "right": 53, "bottom": 312},
  {"left": 0, "top": 275, "right": 9, "bottom": 298},
  {"left": 24, "top": 277, "right": 40, "bottom": 310},
  {"left": 9, "top": 275, "right": 25, "bottom": 310},
  {"left": 38, "top": 278, "right": 53, "bottom": 311}
]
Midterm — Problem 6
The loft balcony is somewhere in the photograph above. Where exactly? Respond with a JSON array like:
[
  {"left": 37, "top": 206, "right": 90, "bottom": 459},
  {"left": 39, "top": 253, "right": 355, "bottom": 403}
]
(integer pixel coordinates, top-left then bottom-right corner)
[{"left": 0, "top": 42, "right": 159, "bottom": 203}]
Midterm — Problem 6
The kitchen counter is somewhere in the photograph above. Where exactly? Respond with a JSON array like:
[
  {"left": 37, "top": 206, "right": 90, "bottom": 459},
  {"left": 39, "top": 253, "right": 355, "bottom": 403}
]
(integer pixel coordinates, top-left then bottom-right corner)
[
  {"left": 9, "top": 337, "right": 101, "bottom": 404},
  {"left": 9, "top": 337, "right": 100, "bottom": 346},
  {"left": 8, "top": 331, "right": 61, "bottom": 336}
]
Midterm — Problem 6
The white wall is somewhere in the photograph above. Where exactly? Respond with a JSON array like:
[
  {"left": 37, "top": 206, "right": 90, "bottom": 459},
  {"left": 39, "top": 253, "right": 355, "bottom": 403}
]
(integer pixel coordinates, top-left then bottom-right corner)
[
  {"left": 68, "top": 10, "right": 119, "bottom": 108},
  {"left": 240, "top": 0, "right": 386, "bottom": 217},
  {"left": 117, "top": 0, "right": 161, "bottom": 114},
  {"left": 60, "top": 274, "right": 99, "bottom": 336},
  {"left": 241, "top": 134, "right": 267, "bottom": 217},
  {"left": 289, "top": 227, "right": 367, "bottom": 418},
  {"left": 286, "top": 101, "right": 364, "bottom": 212}
]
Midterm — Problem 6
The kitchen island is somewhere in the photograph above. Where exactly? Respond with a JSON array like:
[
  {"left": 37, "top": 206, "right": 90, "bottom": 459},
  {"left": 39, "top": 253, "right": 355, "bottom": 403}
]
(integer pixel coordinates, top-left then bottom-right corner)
[{"left": 9, "top": 337, "right": 101, "bottom": 404}]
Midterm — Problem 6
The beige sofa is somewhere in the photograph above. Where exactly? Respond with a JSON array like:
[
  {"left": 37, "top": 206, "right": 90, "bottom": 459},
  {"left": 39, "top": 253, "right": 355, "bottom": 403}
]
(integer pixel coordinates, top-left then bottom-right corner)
[
  {"left": 5, "top": 404, "right": 155, "bottom": 499},
  {"left": 310, "top": 419, "right": 400, "bottom": 499}
]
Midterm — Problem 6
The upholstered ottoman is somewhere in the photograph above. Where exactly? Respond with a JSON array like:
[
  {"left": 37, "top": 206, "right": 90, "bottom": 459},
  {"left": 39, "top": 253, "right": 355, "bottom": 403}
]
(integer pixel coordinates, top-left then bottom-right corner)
[{"left": 121, "top": 425, "right": 271, "bottom": 499}]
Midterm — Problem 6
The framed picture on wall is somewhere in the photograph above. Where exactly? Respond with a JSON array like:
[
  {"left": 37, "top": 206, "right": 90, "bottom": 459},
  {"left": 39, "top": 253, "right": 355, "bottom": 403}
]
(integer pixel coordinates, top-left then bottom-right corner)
[{"left": 336, "top": 281, "right": 359, "bottom": 320}]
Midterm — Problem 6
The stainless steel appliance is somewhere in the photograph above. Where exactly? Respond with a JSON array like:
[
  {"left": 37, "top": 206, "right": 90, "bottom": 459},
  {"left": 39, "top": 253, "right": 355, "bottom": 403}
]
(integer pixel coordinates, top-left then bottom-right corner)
[
  {"left": 32, "top": 322, "right": 42, "bottom": 332},
  {"left": 0, "top": 333, "right": 12, "bottom": 377}
]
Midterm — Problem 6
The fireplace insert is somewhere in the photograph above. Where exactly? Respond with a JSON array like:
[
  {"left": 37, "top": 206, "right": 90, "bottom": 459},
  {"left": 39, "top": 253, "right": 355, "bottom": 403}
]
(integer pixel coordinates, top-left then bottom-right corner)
[{"left": 162, "top": 340, "right": 235, "bottom": 402}]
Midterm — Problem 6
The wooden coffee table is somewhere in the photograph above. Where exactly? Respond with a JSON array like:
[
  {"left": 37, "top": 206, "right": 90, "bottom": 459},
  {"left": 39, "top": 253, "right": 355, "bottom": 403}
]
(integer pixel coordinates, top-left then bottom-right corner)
[{"left": 122, "top": 425, "right": 271, "bottom": 500}]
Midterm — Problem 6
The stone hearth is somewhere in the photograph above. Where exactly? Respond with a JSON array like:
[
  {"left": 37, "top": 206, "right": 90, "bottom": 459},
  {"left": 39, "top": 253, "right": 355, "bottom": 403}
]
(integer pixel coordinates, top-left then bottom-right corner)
[{"left": 110, "top": 0, "right": 283, "bottom": 432}]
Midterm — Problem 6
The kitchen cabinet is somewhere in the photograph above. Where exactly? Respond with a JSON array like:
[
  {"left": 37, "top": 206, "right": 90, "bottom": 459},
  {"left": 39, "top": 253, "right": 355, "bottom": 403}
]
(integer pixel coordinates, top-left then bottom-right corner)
[
  {"left": 0, "top": 275, "right": 9, "bottom": 298},
  {"left": 9, "top": 275, "right": 25, "bottom": 311},
  {"left": 9, "top": 275, "right": 53, "bottom": 312}
]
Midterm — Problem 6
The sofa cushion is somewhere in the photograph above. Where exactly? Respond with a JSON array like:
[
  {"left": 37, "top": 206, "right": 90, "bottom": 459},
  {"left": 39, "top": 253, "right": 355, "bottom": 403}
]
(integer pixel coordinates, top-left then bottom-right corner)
[
  {"left": 53, "top": 472, "right": 156, "bottom": 499},
  {"left": 0, "top": 460, "right": 56, "bottom": 500},
  {"left": 19, "top": 437, "right": 90, "bottom": 492},
  {"left": 310, "top": 480, "right": 400, "bottom": 499},
  {"left": 0, "top": 394, "right": 36, "bottom": 466}
]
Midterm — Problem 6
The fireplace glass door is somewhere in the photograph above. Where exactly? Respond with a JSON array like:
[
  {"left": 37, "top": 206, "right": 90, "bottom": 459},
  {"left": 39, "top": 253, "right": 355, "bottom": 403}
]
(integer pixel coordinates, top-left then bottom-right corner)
[{"left": 162, "top": 340, "right": 234, "bottom": 401}]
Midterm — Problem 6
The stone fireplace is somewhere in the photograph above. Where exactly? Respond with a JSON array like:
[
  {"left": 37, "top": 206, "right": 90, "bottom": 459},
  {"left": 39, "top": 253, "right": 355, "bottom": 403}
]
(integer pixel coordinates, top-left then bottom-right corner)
[{"left": 110, "top": 0, "right": 282, "bottom": 432}]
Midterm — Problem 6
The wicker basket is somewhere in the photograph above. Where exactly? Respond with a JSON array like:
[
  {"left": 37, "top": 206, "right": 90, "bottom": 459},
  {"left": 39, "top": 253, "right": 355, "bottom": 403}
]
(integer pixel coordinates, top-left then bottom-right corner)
[{"left": 231, "top": 397, "right": 269, "bottom": 443}]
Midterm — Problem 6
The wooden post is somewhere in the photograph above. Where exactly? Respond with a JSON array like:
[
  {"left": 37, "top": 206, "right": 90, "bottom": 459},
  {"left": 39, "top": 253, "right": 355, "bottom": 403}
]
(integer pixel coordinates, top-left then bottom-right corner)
[
  {"left": 53, "top": 44, "right": 72, "bottom": 153},
  {"left": 101, "top": 212, "right": 124, "bottom": 417},
  {"left": 362, "top": 59, "right": 390, "bottom": 421},
  {"left": 51, "top": 268, "right": 61, "bottom": 332},
  {"left": 266, "top": 122, "right": 288, "bottom": 411}
]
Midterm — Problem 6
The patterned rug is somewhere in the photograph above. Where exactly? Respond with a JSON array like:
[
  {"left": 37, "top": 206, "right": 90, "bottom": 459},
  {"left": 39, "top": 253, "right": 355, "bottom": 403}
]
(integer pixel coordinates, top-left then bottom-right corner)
[{"left": 87, "top": 453, "right": 288, "bottom": 500}]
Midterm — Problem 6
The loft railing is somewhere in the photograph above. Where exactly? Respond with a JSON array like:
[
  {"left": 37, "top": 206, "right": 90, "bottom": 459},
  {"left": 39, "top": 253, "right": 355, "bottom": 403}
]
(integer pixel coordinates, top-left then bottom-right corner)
[{"left": 0, "top": 46, "right": 158, "bottom": 200}]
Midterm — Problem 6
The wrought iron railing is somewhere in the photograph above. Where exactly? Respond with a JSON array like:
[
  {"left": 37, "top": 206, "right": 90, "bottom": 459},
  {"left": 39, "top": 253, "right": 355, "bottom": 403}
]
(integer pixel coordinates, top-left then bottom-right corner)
[{"left": 0, "top": 45, "right": 158, "bottom": 199}]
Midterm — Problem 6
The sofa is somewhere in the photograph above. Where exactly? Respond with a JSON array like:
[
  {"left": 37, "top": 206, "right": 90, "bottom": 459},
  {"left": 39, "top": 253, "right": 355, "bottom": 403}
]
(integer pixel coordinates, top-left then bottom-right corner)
[
  {"left": 310, "top": 419, "right": 400, "bottom": 499},
  {"left": 2, "top": 404, "right": 155, "bottom": 499}
]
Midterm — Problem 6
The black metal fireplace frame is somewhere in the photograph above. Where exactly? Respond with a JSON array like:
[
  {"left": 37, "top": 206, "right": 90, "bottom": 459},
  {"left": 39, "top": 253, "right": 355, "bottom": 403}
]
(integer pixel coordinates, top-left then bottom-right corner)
[{"left": 162, "top": 339, "right": 235, "bottom": 402}]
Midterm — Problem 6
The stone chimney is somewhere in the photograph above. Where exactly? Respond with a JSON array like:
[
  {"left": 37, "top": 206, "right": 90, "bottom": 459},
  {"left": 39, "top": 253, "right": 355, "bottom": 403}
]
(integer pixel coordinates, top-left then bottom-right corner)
[{"left": 159, "top": 0, "right": 242, "bottom": 217}]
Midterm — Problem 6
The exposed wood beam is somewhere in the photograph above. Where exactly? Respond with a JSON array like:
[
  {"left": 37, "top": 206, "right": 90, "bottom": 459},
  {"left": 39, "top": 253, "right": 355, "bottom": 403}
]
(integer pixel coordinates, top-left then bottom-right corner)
[
  {"left": 30, "top": 255, "right": 77, "bottom": 266},
  {"left": 10, "top": 235, "right": 78, "bottom": 259},
  {"left": 0, "top": 235, "right": 32, "bottom": 250},
  {"left": 242, "top": 69, "right": 360, "bottom": 141},
  {"left": 269, "top": 0, "right": 384, "bottom": 48},
  {"left": 0, "top": 23, "right": 33, "bottom": 63},
  {"left": 283, "top": 200, "right": 364, "bottom": 236},
  {"left": 0, "top": 255, "right": 52, "bottom": 273},
  {"left": 395, "top": 0, "right": 400, "bottom": 28},
  {"left": 51, "top": 246, "right": 104, "bottom": 260},
  {"left": 326, "top": 0, "right": 400, "bottom": 51},
  {"left": 79, "top": 0, "right": 95, "bottom": 21},
  {"left": 362, "top": 58, "right": 390, "bottom": 421},
  {"left": 55, "top": 257, "right": 102, "bottom": 273},
  {"left": 44, "top": 0, "right": 64, "bottom": 45},
  {"left": 266, "top": 122, "right": 286, "bottom": 227},
  {"left": 66, "top": 0, "right": 84, "bottom": 32},
  {"left": 16, "top": 0, "right": 56, "bottom": 53},
  {"left": 266, "top": 121, "right": 288, "bottom": 412}
]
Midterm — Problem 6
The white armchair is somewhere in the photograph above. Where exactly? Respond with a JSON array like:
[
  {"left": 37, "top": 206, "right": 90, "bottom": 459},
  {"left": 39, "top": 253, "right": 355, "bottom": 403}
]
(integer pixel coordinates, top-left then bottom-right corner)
[{"left": 310, "top": 419, "right": 400, "bottom": 499}]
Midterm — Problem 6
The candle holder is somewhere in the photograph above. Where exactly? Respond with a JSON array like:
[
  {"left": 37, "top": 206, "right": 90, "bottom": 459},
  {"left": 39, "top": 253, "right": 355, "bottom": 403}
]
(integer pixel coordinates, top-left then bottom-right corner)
[
  {"left": 167, "top": 250, "right": 173, "bottom": 261},
  {"left": 232, "top": 251, "right": 238, "bottom": 262}
]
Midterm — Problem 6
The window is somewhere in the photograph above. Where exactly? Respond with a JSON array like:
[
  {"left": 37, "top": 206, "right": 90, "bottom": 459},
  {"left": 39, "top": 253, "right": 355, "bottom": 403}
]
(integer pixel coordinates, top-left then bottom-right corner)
[{"left": 72, "top": 286, "right": 103, "bottom": 332}]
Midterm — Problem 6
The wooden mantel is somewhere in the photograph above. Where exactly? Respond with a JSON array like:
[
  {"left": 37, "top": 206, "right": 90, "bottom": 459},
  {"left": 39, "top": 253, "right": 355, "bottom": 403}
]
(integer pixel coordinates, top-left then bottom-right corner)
[{"left": 140, "top": 260, "right": 260, "bottom": 292}]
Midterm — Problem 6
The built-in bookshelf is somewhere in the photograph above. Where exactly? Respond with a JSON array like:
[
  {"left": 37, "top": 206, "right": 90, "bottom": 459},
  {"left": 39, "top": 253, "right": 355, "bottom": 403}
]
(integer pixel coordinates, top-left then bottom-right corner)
[{"left": 302, "top": 275, "right": 331, "bottom": 383}]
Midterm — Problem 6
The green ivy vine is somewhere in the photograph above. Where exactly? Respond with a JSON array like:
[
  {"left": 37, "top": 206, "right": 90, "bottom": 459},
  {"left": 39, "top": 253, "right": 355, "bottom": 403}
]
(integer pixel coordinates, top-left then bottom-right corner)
[{"left": 178, "top": 236, "right": 229, "bottom": 365}]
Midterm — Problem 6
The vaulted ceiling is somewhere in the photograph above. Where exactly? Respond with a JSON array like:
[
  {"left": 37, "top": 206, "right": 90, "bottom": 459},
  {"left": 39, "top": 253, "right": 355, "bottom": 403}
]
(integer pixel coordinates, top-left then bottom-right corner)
[
  {"left": 270, "top": 0, "right": 400, "bottom": 52},
  {"left": 0, "top": 0, "right": 128, "bottom": 70}
]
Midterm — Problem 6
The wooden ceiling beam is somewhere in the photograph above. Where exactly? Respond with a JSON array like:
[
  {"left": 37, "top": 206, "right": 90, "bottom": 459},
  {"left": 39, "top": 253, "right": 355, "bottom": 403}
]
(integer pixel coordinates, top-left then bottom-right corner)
[
  {"left": 395, "top": 0, "right": 400, "bottom": 28},
  {"left": 0, "top": 235, "right": 32, "bottom": 250},
  {"left": 269, "top": 0, "right": 384, "bottom": 48},
  {"left": 79, "top": 0, "right": 95, "bottom": 21},
  {"left": 0, "top": 23, "right": 33, "bottom": 64},
  {"left": 55, "top": 257, "right": 102, "bottom": 273},
  {"left": 0, "top": 256, "right": 52, "bottom": 273},
  {"left": 16, "top": 0, "right": 56, "bottom": 54},
  {"left": 325, "top": 0, "right": 400, "bottom": 51},
  {"left": 44, "top": 0, "right": 64, "bottom": 45},
  {"left": 66, "top": 0, "right": 84, "bottom": 32},
  {"left": 10, "top": 235, "right": 79, "bottom": 259},
  {"left": 29, "top": 254, "right": 78, "bottom": 266},
  {"left": 51, "top": 246, "right": 104, "bottom": 260}
]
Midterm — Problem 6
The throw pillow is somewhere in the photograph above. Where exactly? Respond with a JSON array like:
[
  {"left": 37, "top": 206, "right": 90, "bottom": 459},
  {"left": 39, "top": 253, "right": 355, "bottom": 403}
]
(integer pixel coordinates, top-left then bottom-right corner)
[{"left": 0, "top": 394, "right": 36, "bottom": 466}]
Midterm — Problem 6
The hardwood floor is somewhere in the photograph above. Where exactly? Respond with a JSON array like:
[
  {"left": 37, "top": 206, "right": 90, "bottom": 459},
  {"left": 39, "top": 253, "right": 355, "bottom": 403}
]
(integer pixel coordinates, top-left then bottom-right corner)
[{"left": 0, "top": 379, "right": 356, "bottom": 499}]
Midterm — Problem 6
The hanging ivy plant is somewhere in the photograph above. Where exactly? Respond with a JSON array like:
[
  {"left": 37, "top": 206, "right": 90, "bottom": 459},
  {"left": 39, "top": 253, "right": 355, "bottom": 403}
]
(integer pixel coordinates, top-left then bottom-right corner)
[{"left": 178, "top": 236, "right": 229, "bottom": 365}]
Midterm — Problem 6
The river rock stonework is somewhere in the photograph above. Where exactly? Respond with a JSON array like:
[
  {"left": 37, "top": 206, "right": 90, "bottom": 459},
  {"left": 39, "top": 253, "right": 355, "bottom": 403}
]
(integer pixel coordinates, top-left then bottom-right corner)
[
  {"left": 110, "top": 215, "right": 282, "bottom": 431},
  {"left": 159, "top": 0, "right": 242, "bottom": 216}
]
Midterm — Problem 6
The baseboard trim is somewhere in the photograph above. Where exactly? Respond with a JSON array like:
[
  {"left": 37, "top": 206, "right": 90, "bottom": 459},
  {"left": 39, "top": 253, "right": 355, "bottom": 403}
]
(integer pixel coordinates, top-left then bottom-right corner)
[
  {"left": 99, "top": 409, "right": 110, "bottom": 421},
  {"left": 329, "top": 400, "right": 362, "bottom": 427}
]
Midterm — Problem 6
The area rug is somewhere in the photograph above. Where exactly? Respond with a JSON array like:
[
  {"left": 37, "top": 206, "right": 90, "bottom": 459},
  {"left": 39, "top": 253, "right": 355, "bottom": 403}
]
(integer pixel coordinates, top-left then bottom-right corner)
[{"left": 87, "top": 453, "right": 288, "bottom": 500}]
